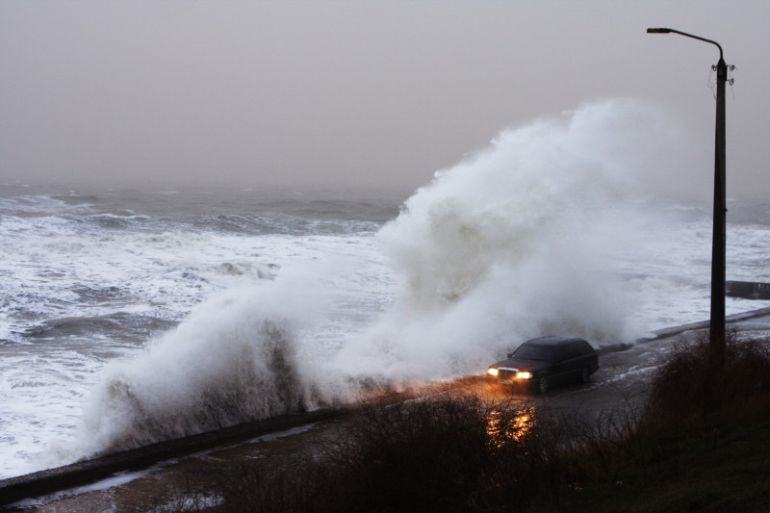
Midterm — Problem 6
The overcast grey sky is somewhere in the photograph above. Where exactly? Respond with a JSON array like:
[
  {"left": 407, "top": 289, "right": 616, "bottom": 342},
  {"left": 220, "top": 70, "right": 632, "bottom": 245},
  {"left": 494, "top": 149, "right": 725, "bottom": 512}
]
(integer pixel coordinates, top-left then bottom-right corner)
[{"left": 1, "top": 1, "right": 768, "bottom": 196}]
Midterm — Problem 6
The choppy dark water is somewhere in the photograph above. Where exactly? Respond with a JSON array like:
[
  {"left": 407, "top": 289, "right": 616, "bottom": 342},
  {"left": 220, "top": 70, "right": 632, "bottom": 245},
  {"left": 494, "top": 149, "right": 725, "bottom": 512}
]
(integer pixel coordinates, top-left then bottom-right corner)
[
  {"left": 2, "top": 183, "right": 770, "bottom": 479},
  {"left": 0, "top": 185, "right": 401, "bottom": 477}
]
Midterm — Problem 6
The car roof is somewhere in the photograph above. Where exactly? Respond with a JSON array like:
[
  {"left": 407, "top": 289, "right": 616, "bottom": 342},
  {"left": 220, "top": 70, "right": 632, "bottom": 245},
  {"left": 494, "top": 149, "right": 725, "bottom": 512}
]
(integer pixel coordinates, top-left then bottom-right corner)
[{"left": 522, "top": 336, "right": 586, "bottom": 347}]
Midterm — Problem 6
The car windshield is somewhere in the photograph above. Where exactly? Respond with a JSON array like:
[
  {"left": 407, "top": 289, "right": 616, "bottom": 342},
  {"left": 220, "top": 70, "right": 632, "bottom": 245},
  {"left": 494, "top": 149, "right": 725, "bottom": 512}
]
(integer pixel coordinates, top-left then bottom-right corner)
[{"left": 512, "top": 345, "right": 554, "bottom": 361}]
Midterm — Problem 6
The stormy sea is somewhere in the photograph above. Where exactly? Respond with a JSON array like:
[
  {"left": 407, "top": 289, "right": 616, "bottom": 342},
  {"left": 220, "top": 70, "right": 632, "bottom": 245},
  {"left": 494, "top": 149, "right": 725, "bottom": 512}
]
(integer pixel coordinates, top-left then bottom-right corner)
[{"left": 2, "top": 100, "right": 770, "bottom": 478}]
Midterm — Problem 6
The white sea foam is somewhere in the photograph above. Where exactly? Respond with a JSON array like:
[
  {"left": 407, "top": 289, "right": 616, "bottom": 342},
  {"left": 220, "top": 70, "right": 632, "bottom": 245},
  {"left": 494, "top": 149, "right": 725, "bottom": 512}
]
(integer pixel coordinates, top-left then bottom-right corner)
[
  {"left": 79, "top": 279, "right": 319, "bottom": 453},
  {"left": 0, "top": 196, "right": 387, "bottom": 476},
  {"left": 5, "top": 99, "right": 770, "bottom": 476},
  {"left": 71, "top": 98, "right": 710, "bottom": 455},
  {"left": 329, "top": 100, "right": 695, "bottom": 383}
]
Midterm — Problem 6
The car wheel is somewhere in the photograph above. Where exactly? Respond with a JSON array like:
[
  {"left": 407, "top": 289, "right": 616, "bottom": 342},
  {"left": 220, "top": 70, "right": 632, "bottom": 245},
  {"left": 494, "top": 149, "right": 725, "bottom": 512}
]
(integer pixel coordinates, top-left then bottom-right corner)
[
  {"left": 538, "top": 376, "right": 549, "bottom": 394},
  {"left": 580, "top": 367, "right": 590, "bottom": 384}
]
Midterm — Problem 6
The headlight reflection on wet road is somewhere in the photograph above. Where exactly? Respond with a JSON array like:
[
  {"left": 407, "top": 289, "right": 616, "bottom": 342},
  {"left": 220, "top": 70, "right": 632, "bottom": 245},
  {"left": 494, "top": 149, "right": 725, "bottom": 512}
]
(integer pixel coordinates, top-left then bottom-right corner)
[{"left": 486, "top": 405, "right": 536, "bottom": 446}]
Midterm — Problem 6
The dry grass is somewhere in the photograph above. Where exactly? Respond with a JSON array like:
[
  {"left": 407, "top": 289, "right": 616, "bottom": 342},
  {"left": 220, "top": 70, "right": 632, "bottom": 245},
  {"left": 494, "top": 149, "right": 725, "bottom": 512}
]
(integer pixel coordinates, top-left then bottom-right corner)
[
  {"left": 645, "top": 331, "right": 770, "bottom": 430},
  {"left": 195, "top": 397, "right": 568, "bottom": 513},
  {"left": 166, "top": 335, "right": 770, "bottom": 513}
]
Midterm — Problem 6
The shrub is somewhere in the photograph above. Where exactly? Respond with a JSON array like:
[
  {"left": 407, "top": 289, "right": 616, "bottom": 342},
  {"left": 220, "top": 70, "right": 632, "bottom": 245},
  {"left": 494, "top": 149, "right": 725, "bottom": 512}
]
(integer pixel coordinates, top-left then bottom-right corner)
[
  {"left": 196, "top": 397, "right": 568, "bottom": 513},
  {"left": 644, "top": 332, "right": 770, "bottom": 431},
  {"left": 166, "top": 335, "right": 770, "bottom": 513}
]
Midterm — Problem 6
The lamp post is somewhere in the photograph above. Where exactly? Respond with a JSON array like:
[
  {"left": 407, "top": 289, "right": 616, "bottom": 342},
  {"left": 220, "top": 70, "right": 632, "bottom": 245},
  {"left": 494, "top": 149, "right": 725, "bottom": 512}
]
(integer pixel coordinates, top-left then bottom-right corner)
[{"left": 646, "top": 27, "right": 728, "bottom": 368}]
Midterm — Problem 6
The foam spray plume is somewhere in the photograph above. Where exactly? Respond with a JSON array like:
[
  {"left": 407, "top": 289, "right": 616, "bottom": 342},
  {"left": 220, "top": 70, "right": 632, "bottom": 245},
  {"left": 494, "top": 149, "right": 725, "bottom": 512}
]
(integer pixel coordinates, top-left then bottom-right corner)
[{"left": 78, "top": 99, "right": 690, "bottom": 456}]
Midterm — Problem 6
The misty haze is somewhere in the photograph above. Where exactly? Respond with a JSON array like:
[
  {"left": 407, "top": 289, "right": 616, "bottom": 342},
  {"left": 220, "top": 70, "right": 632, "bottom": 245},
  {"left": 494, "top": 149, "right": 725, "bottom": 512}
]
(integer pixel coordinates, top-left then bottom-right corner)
[{"left": 1, "top": 2, "right": 770, "bottom": 512}]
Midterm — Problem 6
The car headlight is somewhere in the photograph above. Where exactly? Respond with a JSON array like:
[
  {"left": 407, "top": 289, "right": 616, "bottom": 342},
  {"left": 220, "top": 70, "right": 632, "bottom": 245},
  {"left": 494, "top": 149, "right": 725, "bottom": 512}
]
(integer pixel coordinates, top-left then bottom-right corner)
[
  {"left": 487, "top": 368, "right": 499, "bottom": 377},
  {"left": 515, "top": 371, "right": 533, "bottom": 380}
]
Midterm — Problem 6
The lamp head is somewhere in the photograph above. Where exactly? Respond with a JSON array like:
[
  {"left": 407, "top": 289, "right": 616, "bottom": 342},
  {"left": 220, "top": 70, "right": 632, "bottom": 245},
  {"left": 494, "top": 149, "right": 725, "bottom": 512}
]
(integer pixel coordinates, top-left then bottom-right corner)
[{"left": 646, "top": 27, "right": 672, "bottom": 34}]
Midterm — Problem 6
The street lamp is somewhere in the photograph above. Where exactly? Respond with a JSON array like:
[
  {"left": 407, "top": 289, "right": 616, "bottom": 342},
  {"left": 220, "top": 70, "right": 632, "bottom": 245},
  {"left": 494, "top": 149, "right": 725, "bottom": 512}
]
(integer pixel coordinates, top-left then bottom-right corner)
[{"left": 646, "top": 27, "right": 729, "bottom": 368}]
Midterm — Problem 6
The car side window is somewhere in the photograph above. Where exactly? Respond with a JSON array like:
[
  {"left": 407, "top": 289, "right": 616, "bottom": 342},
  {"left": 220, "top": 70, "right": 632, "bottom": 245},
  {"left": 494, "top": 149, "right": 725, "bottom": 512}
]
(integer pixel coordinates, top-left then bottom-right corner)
[
  {"left": 555, "top": 345, "right": 572, "bottom": 361},
  {"left": 565, "top": 342, "right": 583, "bottom": 359}
]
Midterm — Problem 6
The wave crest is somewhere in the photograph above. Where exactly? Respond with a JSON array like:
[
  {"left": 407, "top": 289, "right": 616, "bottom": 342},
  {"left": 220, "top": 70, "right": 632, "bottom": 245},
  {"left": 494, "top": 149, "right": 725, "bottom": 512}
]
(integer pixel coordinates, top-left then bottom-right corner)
[
  {"left": 79, "top": 98, "right": 691, "bottom": 455},
  {"left": 79, "top": 283, "right": 327, "bottom": 454}
]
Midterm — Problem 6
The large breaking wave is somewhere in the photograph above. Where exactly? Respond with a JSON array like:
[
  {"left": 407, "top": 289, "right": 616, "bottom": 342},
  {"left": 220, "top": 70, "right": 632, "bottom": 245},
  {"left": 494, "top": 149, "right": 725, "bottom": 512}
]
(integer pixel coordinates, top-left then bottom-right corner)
[{"left": 78, "top": 99, "right": 695, "bottom": 455}]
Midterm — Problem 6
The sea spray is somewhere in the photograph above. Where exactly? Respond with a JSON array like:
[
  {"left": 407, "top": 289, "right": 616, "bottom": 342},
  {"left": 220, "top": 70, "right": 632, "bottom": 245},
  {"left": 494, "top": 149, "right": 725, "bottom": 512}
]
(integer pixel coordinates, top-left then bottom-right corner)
[
  {"left": 78, "top": 269, "right": 338, "bottom": 454},
  {"left": 79, "top": 98, "right": 693, "bottom": 455},
  {"left": 332, "top": 98, "right": 689, "bottom": 382}
]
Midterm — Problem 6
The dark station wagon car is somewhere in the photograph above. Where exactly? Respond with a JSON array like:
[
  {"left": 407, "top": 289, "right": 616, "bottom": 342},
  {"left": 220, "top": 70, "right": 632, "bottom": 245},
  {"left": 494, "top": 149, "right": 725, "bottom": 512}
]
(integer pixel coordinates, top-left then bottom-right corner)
[{"left": 486, "top": 336, "right": 599, "bottom": 393}]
